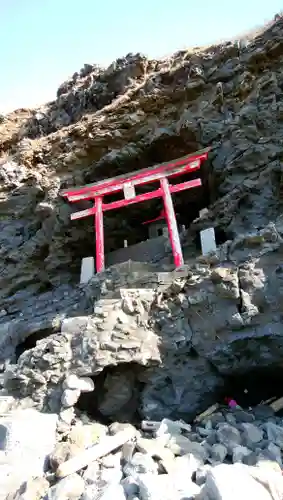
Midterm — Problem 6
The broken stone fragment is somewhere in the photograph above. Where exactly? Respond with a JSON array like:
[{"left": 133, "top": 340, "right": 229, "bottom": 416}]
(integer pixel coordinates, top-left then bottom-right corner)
[
  {"left": 241, "top": 422, "right": 263, "bottom": 444},
  {"left": 35, "top": 201, "right": 54, "bottom": 218},
  {"left": 232, "top": 445, "right": 252, "bottom": 463},
  {"left": 203, "top": 463, "right": 283, "bottom": 500},
  {"left": 136, "top": 436, "right": 174, "bottom": 464},
  {"left": 121, "top": 476, "right": 139, "bottom": 497},
  {"left": 141, "top": 420, "right": 161, "bottom": 432},
  {"left": 109, "top": 422, "right": 137, "bottom": 435},
  {"left": 167, "top": 434, "right": 208, "bottom": 461},
  {"left": 83, "top": 461, "right": 100, "bottom": 485},
  {"left": 264, "top": 421, "right": 283, "bottom": 449},
  {"left": 137, "top": 471, "right": 201, "bottom": 500},
  {"left": 81, "top": 484, "right": 100, "bottom": 500},
  {"left": 121, "top": 440, "right": 136, "bottom": 463},
  {"left": 59, "top": 407, "right": 75, "bottom": 425},
  {"left": 47, "top": 473, "right": 85, "bottom": 499},
  {"left": 63, "top": 374, "right": 94, "bottom": 393},
  {"left": 121, "top": 295, "right": 135, "bottom": 314},
  {"left": 12, "top": 476, "right": 50, "bottom": 500},
  {"left": 256, "top": 442, "right": 283, "bottom": 467},
  {"left": 101, "top": 450, "right": 122, "bottom": 469},
  {"left": 68, "top": 423, "right": 107, "bottom": 448},
  {"left": 216, "top": 423, "right": 242, "bottom": 454},
  {"left": 209, "top": 443, "right": 228, "bottom": 463},
  {"left": 0, "top": 395, "right": 16, "bottom": 415},
  {"left": 195, "top": 464, "right": 213, "bottom": 486},
  {"left": 61, "top": 389, "right": 81, "bottom": 408},
  {"left": 50, "top": 442, "right": 82, "bottom": 471},
  {"left": 93, "top": 483, "right": 127, "bottom": 500},
  {"left": 155, "top": 418, "right": 191, "bottom": 444},
  {"left": 61, "top": 316, "right": 89, "bottom": 335},
  {"left": 211, "top": 266, "right": 240, "bottom": 299},
  {"left": 172, "top": 453, "right": 204, "bottom": 478},
  {"left": 0, "top": 409, "right": 57, "bottom": 496},
  {"left": 123, "top": 452, "right": 158, "bottom": 476},
  {"left": 0, "top": 408, "right": 57, "bottom": 464},
  {"left": 266, "top": 442, "right": 282, "bottom": 466},
  {"left": 100, "top": 464, "right": 123, "bottom": 485},
  {"left": 242, "top": 451, "right": 258, "bottom": 466},
  {"left": 136, "top": 473, "right": 178, "bottom": 500}
]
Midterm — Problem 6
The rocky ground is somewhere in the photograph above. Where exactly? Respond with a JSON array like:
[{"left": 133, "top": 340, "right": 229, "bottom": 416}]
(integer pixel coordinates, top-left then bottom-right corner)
[
  {"left": 1, "top": 11, "right": 283, "bottom": 500},
  {"left": 2, "top": 402, "right": 283, "bottom": 499}
]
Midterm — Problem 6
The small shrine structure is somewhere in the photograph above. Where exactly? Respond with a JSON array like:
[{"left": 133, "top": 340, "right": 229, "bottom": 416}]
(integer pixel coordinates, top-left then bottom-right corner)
[{"left": 60, "top": 147, "right": 210, "bottom": 273}]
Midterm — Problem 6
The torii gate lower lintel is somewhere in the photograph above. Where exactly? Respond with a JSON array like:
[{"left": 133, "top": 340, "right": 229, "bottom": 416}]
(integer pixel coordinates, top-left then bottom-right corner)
[{"left": 60, "top": 147, "right": 210, "bottom": 273}]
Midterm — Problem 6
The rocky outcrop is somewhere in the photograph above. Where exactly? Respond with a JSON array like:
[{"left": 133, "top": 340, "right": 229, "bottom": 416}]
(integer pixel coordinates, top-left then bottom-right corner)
[
  {"left": 1, "top": 21, "right": 283, "bottom": 285},
  {"left": 2, "top": 17, "right": 283, "bottom": 422},
  {"left": 3, "top": 16, "right": 283, "bottom": 499},
  {"left": 3, "top": 221, "right": 283, "bottom": 422}
]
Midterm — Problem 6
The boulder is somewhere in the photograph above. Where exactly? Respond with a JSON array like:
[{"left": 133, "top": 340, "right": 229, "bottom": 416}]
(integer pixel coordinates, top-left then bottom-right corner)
[
  {"left": 47, "top": 473, "right": 85, "bottom": 499},
  {"left": 0, "top": 409, "right": 57, "bottom": 496},
  {"left": 203, "top": 463, "right": 283, "bottom": 500}
]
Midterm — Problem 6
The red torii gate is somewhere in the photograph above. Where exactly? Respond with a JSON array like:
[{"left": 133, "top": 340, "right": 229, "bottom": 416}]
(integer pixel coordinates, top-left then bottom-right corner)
[
  {"left": 142, "top": 208, "right": 165, "bottom": 226},
  {"left": 60, "top": 147, "right": 210, "bottom": 273}
]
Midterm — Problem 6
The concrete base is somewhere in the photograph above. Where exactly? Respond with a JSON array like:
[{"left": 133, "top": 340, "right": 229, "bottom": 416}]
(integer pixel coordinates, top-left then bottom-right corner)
[
  {"left": 200, "top": 227, "right": 217, "bottom": 255},
  {"left": 80, "top": 257, "right": 95, "bottom": 284}
]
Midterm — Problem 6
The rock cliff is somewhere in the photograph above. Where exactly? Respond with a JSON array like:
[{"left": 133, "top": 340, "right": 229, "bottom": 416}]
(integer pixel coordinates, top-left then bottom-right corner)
[{"left": 2, "top": 17, "right": 283, "bottom": 421}]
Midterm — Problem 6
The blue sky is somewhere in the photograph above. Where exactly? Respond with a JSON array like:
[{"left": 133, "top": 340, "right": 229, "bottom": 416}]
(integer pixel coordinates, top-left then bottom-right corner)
[{"left": 1, "top": 0, "right": 282, "bottom": 113}]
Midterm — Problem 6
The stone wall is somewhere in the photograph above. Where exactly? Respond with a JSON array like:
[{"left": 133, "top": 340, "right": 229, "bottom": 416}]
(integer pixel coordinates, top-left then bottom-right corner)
[{"left": 106, "top": 235, "right": 172, "bottom": 267}]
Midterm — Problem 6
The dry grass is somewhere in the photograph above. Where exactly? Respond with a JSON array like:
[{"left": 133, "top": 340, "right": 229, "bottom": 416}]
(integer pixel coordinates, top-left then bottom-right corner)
[
  {"left": 163, "top": 11, "right": 283, "bottom": 57},
  {"left": 0, "top": 108, "right": 33, "bottom": 148}
]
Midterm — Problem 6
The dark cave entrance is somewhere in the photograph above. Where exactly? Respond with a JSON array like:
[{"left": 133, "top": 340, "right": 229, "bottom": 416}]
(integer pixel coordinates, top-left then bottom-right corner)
[
  {"left": 75, "top": 362, "right": 147, "bottom": 425},
  {"left": 75, "top": 364, "right": 283, "bottom": 425},
  {"left": 100, "top": 165, "right": 208, "bottom": 252},
  {"left": 218, "top": 367, "right": 283, "bottom": 415},
  {"left": 62, "top": 138, "right": 225, "bottom": 275},
  {"left": 15, "top": 328, "right": 54, "bottom": 361},
  {"left": 102, "top": 154, "right": 224, "bottom": 266}
]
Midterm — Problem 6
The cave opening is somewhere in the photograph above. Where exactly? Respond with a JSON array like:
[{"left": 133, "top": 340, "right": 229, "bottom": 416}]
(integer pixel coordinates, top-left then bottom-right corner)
[
  {"left": 75, "top": 362, "right": 147, "bottom": 425},
  {"left": 218, "top": 367, "right": 283, "bottom": 415},
  {"left": 15, "top": 328, "right": 55, "bottom": 361},
  {"left": 75, "top": 364, "right": 283, "bottom": 426},
  {"left": 62, "top": 139, "right": 225, "bottom": 274}
]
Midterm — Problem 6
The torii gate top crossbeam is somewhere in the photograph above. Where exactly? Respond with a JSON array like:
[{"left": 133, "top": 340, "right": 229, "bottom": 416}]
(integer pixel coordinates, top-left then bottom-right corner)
[{"left": 60, "top": 147, "right": 210, "bottom": 202}]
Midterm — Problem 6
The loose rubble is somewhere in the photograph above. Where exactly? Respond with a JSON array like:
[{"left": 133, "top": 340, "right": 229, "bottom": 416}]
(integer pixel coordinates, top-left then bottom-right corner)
[{"left": 1, "top": 405, "right": 283, "bottom": 498}]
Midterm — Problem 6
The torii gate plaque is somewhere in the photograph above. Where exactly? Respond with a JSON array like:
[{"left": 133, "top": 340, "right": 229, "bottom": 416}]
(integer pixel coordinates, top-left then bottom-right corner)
[{"left": 60, "top": 147, "right": 210, "bottom": 273}]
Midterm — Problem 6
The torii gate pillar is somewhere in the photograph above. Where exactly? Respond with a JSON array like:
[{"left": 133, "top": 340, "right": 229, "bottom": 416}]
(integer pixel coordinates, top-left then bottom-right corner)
[
  {"left": 160, "top": 177, "right": 184, "bottom": 267},
  {"left": 95, "top": 196, "right": 105, "bottom": 272}
]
